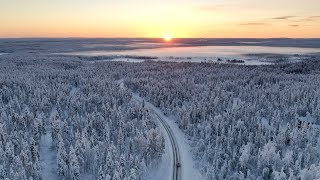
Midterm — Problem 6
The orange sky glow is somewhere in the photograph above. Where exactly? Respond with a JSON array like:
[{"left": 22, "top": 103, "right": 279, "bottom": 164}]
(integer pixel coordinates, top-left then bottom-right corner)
[{"left": 0, "top": 0, "right": 319, "bottom": 38}]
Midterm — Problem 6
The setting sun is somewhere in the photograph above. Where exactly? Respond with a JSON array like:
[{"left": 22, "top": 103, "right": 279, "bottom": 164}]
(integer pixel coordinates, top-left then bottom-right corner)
[{"left": 164, "top": 34, "right": 172, "bottom": 42}]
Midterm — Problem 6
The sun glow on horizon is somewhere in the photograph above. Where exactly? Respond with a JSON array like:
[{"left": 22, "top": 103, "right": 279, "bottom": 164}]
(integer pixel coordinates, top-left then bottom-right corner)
[{"left": 164, "top": 34, "right": 172, "bottom": 42}]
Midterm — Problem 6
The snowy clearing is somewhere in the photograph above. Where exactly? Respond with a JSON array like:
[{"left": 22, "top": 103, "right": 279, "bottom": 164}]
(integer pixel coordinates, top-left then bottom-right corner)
[
  {"left": 40, "top": 107, "right": 59, "bottom": 180},
  {"left": 40, "top": 133, "right": 59, "bottom": 180}
]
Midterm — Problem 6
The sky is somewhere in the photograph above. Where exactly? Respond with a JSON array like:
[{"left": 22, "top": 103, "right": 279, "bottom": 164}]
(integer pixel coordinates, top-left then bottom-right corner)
[{"left": 0, "top": 0, "right": 319, "bottom": 38}]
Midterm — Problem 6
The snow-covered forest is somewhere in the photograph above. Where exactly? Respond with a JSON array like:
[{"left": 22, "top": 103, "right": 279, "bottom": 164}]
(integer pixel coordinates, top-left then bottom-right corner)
[
  {"left": 0, "top": 55, "right": 165, "bottom": 180},
  {"left": 1, "top": 54, "right": 320, "bottom": 179},
  {"left": 124, "top": 60, "right": 320, "bottom": 179}
]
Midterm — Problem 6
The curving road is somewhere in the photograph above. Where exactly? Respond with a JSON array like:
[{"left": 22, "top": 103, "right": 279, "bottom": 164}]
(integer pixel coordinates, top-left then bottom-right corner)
[
  {"left": 153, "top": 111, "right": 181, "bottom": 180},
  {"left": 134, "top": 97, "right": 182, "bottom": 180},
  {"left": 119, "top": 80, "right": 182, "bottom": 180}
]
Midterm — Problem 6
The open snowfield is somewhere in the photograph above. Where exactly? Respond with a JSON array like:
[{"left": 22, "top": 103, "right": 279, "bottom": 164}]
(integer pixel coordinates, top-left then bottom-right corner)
[
  {"left": 59, "top": 43, "right": 320, "bottom": 65},
  {"left": 62, "top": 45, "right": 320, "bottom": 59}
]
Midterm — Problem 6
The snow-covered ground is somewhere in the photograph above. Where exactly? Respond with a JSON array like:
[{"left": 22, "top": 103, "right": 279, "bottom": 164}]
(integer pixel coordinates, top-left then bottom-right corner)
[
  {"left": 144, "top": 128, "right": 172, "bottom": 180},
  {"left": 111, "top": 58, "right": 145, "bottom": 63},
  {"left": 61, "top": 45, "right": 320, "bottom": 58},
  {"left": 40, "top": 87, "right": 79, "bottom": 180},
  {"left": 153, "top": 56, "right": 273, "bottom": 65},
  {"left": 40, "top": 133, "right": 59, "bottom": 180},
  {"left": 85, "top": 58, "right": 145, "bottom": 63},
  {"left": 58, "top": 44, "right": 320, "bottom": 65},
  {"left": 40, "top": 107, "right": 59, "bottom": 180},
  {"left": 87, "top": 56, "right": 272, "bottom": 65}
]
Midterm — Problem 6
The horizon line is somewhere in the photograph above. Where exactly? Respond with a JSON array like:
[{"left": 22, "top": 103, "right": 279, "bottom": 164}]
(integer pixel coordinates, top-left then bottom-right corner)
[{"left": 1, "top": 37, "right": 320, "bottom": 39}]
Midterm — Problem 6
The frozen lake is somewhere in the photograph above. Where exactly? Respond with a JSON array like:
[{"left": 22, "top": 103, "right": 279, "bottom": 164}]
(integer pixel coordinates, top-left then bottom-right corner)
[{"left": 62, "top": 45, "right": 320, "bottom": 59}]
